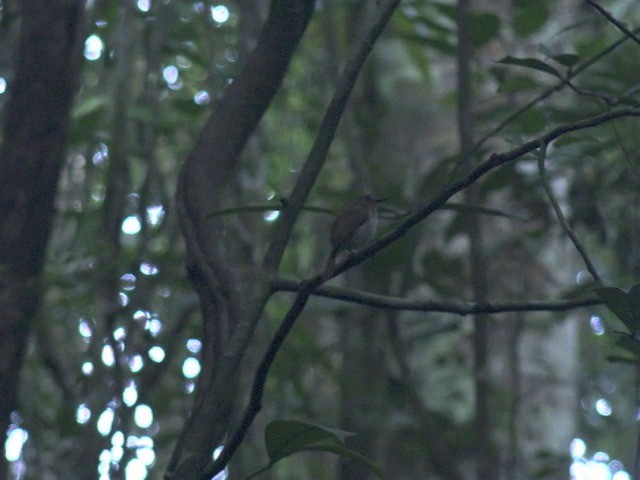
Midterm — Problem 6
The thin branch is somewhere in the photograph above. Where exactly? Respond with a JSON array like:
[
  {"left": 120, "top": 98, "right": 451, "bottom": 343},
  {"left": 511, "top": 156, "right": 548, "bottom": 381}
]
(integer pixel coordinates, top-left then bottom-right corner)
[
  {"left": 586, "top": 0, "right": 640, "bottom": 48},
  {"left": 328, "top": 107, "right": 640, "bottom": 279},
  {"left": 199, "top": 279, "right": 320, "bottom": 479},
  {"left": 262, "top": 0, "right": 402, "bottom": 274},
  {"left": 205, "top": 202, "right": 333, "bottom": 218},
  {"left": 537, "top": 140, "right": 603, "bottom": 284},
  {"left": 561, "top": 77, "right": 618, "bottom": 106},
  {"left": 272, "top": 277, "right": 602, "bottom": 314},
  {"left": 472, "top": 27, "right": 640, "bottom": 155}
]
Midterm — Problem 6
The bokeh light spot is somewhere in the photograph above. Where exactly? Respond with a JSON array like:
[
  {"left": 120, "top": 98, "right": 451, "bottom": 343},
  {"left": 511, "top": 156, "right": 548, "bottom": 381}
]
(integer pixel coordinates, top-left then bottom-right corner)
[
  {"left": 84, "top": 34, "right": 104, "bottom": 61},
  {"left": 211, "top": 5, "right": 230, "bottom": 24},
  {"left": 134, "top": 404, "right": 153, "bottom": 428},
  {"left": 182, "top": 357, "right": 201, "bottom": 379}
]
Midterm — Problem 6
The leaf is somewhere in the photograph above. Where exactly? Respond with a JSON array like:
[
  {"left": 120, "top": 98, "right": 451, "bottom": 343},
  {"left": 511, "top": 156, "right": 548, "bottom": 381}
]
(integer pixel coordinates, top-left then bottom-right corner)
[
  {"left": 614, "top": 332, "right": 640, "bottom": 359},
  {"left": 594, "top": 287, "right": 635, "bottom": 333},
  {"left": 552, "top": 54, "right": 580, "bottom": 67},
  {"left": 518, "top": 108, "right": 547, "bottom": 134},
  {"left": 470, "top": 12, "right": 501, "bottom": 47},
  {"left": 514, "top": 0, "right": 550, "bottom": 37},
  {"left": 497, "top": 56, "right": 561, "bottom": 78},
  {"left": 72, "top": 95, "right": 109, "bottom": 120},
  {"left": 397, "top": 33, "right": 456, "bottom": 54},
  {"left": 265, "top": 419, "right": 383, "bottom": 478},
  {"left": 442, "top": 203, "right": 526, "bottom": 221},
  {"left": 606, "top": 354, "right": 638, "bottom": 364},
  {"left": 432, "top": 2, "right": 456, "bottom": 21},
  {"left": 413, "top": 14, "right": 452, "bottom": 35},
  {"left": 404, "top": 42, "right": 432, "bottom": 80},
  {"left": 628, "top": 283, "right": 640, "bottom": 320}
]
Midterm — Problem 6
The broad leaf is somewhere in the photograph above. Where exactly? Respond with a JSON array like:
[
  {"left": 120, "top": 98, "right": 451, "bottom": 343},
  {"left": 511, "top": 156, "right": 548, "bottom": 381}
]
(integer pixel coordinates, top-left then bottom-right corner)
[
  {"left": 265, "top": 419, "right": 383, "bottom": 478},
  {"left": 595, "top": 287, "right": 635, "bottom": 333},
  {"left": 497, "top": 56, "right": 561, "bottom": 78},
  {"left": 628, "top": 283, "right": 640, "bottom": 321},
  {"left": 471, "top": 12, "right": 501, "bottom": 47},
  {"left": 614, "top": 332, "right": 640, "bottom": 359},
  {"left": 552, "top": 54, "right": 580, "bottom": 67},
  {"left": 514, "top": 0, "right": 550, "bottom": 36}
]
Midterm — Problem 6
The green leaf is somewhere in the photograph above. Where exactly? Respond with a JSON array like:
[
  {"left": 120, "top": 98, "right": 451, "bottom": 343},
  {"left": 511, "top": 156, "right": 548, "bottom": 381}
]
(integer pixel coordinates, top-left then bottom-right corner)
[
  {"left": 72, "top": 95, "right": 109, "bottom": 120},
  {"left": 442, "top": 202, "right": 526, "bottom": 221},
  {"left": 514, "top": 0, "right": 550, "bottom": 37},
  {"left": 264, "top": 420, "right": 383, "bottom": 478},
  {"left": 628, "top": 283, "right": 640, "bottom": 319},
  {"left": 432, "top": 2, "right": 456, "bottom": 21},
  {"left": 594, "top": 287, "right": 635, "bottom": 333},
  {"left": 518, "top": 108, "right": 547, "bottom": 134},
  {"left": 497, "top": 56, "right": 561, "bottom": 78},
  {"left": 606, "top": 354, "right": 638, "bottom": 364},
  {"left": 413, "top": 14, "right": 452, "bottom": 35},
  {"left": 552, "top": 54, "right": 580, "bottom": 67},
  {"left": 614, "top": 332, "right": 640, "bottom": 359},
  {"left": 404, "top": 42, "right": 432, "bottom": 80},
  {"left": 471, "top": 12, "right": 501, "bottom": 47}
]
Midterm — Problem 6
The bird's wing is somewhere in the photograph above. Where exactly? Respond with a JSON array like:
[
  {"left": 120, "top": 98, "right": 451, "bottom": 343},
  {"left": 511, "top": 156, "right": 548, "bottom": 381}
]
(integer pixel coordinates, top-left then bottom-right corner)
[{"left": 330, "top": 204, "right": 369, "bottom": 249}]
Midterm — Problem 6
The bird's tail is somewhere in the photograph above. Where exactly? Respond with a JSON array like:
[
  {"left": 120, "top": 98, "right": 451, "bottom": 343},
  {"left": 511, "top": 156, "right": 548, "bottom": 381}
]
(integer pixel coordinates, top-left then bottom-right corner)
[{"left": 322, "top": 247, "right": 339, "bottom": 280}]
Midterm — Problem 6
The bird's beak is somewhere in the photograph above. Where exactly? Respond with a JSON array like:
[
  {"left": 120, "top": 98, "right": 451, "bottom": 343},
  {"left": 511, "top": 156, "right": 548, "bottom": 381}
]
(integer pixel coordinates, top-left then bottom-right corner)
[{"left": 374, "top": 197, "right": 386, "bottom": 203}]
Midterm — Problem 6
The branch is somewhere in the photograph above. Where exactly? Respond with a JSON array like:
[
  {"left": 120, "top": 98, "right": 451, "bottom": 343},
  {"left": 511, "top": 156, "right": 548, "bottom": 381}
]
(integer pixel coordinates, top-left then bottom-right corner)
[
  {"left": 586, "top": 0, "right": 640, "bottom": 48},
  {"left": 205, "top": 202, "right": 333, "bottom": 218},
  {"left": 537, "top": 140, "right": 603, "bottom": 284},
  {"left": 200, "top": 279, "right": 320, "bottom": 479},
  {"left": 473, "top": 27, "right": 640, "bottom": 155},
  {"left": 271, "top": 277, "right": 602, "bottom": 314},
  {"left": 262, "top": 0, "right": 402, "bottom": 273},
  {"left": 328, "top": 107, "right": 640, "bottom": 279}
]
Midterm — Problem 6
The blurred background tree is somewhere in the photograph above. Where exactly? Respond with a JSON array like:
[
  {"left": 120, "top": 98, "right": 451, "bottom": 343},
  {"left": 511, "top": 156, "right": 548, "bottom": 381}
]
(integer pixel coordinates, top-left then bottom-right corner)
[{"left": 2, "top": 0, "right": 640, "bottom": 479}]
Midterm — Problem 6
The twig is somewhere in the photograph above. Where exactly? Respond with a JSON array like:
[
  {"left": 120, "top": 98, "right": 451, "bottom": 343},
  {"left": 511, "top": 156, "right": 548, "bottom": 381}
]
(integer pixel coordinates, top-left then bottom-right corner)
[
  {"left": 205, "top": 203, "right": 333, "bottom": 219},
  {"left": 472, "top": 27, "right": 640, "bottom": 156},
  {"left": 271, "top": 276, "right": 602, "bottom": 314},
  {"left": 199, "top": 279, "right": 320, "bottom": 479},
  {"left": 560, "top": 77, "right": 617, "bottom": 106},
  {"left": 536, "top": 140, "right": 603, "bottom": 284},
  {"left": 585, "top": 0, "right": 640, "bottom": 48},
  {"left": 262, "top": 0, "right": 402, "bottom": 273}
]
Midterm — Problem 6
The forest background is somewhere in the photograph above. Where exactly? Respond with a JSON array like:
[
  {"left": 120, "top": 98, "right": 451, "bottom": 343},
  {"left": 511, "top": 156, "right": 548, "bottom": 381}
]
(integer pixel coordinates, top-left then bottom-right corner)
[{"left": 2, "top": 0, "right": 640, "bottom": 479}]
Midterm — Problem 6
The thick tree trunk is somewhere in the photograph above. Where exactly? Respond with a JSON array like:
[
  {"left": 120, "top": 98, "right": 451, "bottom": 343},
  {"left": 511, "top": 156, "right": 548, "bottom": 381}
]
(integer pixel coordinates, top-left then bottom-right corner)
[{"left": 0, "top": 1, "right": 85, "bottom": 478}]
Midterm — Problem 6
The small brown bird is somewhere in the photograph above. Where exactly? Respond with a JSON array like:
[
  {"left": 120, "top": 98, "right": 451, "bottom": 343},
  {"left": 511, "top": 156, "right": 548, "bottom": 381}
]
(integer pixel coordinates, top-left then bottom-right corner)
[{"left": 323, "top": 195, "right": 385, "bottom": 277}]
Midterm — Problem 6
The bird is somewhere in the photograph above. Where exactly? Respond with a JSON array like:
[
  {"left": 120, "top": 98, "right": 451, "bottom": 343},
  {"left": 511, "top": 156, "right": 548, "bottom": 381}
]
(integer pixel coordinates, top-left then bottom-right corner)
[{"left": 323, "top": 194, "right": 385, "bottom": 278}]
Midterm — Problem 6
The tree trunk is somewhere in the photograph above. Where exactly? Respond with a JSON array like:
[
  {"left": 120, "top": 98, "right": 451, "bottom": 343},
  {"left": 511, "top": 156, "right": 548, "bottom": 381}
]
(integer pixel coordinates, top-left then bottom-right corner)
[{"left": 0, "top": 1, "right": 85, "bottom": 478}]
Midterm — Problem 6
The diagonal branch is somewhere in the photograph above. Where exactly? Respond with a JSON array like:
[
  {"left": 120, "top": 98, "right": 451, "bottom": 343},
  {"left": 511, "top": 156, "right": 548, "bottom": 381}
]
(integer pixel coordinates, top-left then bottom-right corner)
[
  {"left": 473, "top": 27, "right": 640, "bottom": 156},
  {"left": 586, "top": 0, "right": 640, "bottom": 48},
  {"left": 328, "top": 107, "right": 640, "bottom": 279},
  {"left": 262, "top": 0, "right": 402, "bottom": 274},
  {"left": 537, "top": 140, "right": 603, "bottom": 284},
  {"left": 200, "top": 280, "right": 318, "bottom": 479},
  {"left": 272, "top": 277, "right": 602, "bottom": 314}
]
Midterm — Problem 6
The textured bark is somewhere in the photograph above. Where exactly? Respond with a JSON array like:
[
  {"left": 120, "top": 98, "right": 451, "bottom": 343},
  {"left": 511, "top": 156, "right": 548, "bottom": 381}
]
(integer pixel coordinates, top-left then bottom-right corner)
[{"left": 0, "top": 1, "right": 85, "bottom": 478}]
